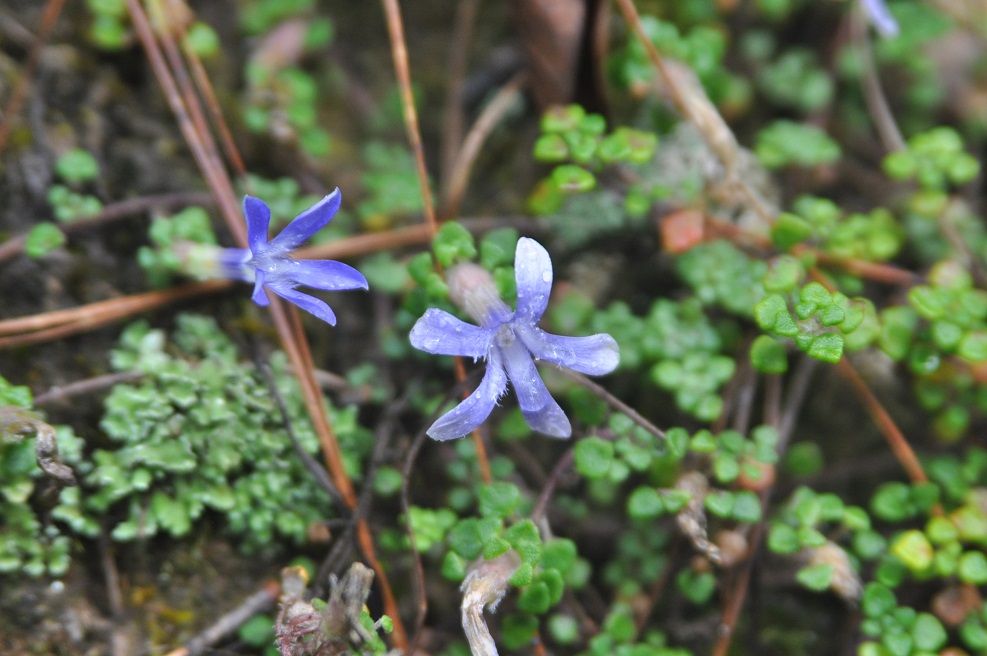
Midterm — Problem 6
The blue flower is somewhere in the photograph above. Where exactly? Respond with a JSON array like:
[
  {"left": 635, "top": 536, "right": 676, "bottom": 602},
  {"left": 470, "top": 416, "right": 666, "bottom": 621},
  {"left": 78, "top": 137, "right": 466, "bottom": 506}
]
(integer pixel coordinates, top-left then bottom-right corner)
[
  {"left": 410, "top": 237, "right": 619, "bottom": 441},
  {"left": 219, "top": 189, "right": 368, "bottom": 325},
  {"left": 862, "top": 0, "right": 899, "bottom": 37}
]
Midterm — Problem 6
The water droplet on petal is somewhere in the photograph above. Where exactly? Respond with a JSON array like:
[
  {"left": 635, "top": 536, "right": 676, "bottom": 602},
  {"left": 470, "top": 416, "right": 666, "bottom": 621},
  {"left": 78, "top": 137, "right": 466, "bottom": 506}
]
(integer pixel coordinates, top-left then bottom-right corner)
[{"left": 542, "top": 271, "right": 551, "bottom": 283}]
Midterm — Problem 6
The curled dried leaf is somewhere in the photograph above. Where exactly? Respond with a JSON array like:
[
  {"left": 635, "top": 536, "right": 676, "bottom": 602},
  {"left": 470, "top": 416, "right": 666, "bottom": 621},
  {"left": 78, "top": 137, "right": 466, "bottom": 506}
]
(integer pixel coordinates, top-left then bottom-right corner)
[{"left": 0, "top": 406, "right": 76, "bottom": 486}]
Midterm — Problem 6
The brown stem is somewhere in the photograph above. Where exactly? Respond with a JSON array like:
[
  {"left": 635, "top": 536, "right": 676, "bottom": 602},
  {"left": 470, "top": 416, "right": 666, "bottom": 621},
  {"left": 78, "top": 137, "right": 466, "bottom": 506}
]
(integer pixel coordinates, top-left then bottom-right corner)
[
  {"left": 836, "top": 357, "right": 928, "bottom": 483},
  {"left": 0, "top": 0, "right": 66, "bottom": 155},
  {"left": 439, "top": 0, "right": 480, "bottom": 192},
  {"left": 558, "top": 368, "right": 666, "bottom": 441},
  {"left": 124, "top": 0, "right": 243, "bottom": 242},
  {"left": 0, "top": 192, "right": 214, "bottom": 264},
  {"left": 33, "top": 370, "right": 144, "bottom": 407},
  {"left": 162, "top": 580, "right": 281, "bottom": 656},
  {"left": 380, "top": 0, "right": 438, "bottom": 237},
  {"left": 0, "top": 281, "right": 231, "bottom": 348},
  {"left": 442, "top": 73, "right": 527, "bottom": 219},
  {"left": 128, "top": 0, "right": 408, "bottom": 646},
  {"left": 851, "top": 1, "right": 905, "bottom": 153}
]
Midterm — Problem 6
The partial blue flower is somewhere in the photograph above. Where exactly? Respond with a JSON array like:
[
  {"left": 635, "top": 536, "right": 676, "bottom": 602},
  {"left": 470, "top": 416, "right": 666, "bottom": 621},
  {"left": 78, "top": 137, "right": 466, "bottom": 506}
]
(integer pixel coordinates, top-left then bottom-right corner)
[
  {"left": 862, "top": 0, "right": 899, "bottom": 37},
  {"left": 410, "top": 237, "right": 619, "bottom": 441},
  {"left": 219, "top": 189, "right": 368, "bottom": 325}
]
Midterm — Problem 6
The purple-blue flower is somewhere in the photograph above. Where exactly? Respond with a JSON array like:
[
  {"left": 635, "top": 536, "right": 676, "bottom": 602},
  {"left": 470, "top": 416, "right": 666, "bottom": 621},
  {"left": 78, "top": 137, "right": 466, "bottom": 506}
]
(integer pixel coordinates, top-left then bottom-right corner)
[
  {"left": 219, "top": 189, "right": 368, "bottom": 325},
  {"left": 410, "top": 237, "right": 619, "bottom": 441},
  {"left": 862, "top": 0, "right": 899, "bottom": 37}
]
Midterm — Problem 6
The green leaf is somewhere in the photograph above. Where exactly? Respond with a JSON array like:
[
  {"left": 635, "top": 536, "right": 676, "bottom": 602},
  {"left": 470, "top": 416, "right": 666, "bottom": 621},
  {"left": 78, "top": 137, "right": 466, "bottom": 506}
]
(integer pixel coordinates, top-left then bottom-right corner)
[
  {"left": 627, "top": 486, "right": 664, "bottom": 520},
  {"left": 890, "top": 530, "right": 934, "bottom": 572},
  {"left": 550, "top": 165, "right": 596, "bottom": 192},
  {"left": 517, "top": 581, "right": 551, "bottom": 614},
  {"left": 478, "top": 482, "right": 521, "bottom": 518},
  {"left": 448, "top": 517, "right": 501, "bottom": 560},
  {"left": 750, "top": 335, "right": 788, "bottom": 374},
  {"left": 505, "top": 520, "right": 542, "bottom": 564},
  {"left": 958, "top": 330, "right": 987, "bottom": 362},
  {"left": 754, "top": 295, "right": 799, "bottom": 337},
  {"left": 957, "top": 550, "right": 987, "bottom": 585},
  {"left": 433, "top": 221, "right": 477, "bottom": 268},
  {"left": 704, "top": 490, "right": 734, "bottom": 518},
  {"left": 731, "top": 490, "right": 762, "bottom": 523},
  {"left": 24, "top": 223, "right": 66, "bottom": 258},
  {"left": 768, "top": 523, "right": 802, "bottom": 554},
  {"left": 509, "top": 561, "right": 534, "bottom": 587},
  {"left": 483, "top": 535, "right": 512, "bottom": 560},
  {"left": 237, "top": 614, "right": 275, "bottom": 648},
  {"left": 912, "top": 612, "right": 947, "bottom": 651},
  {"left": 770, "top": 213, "right": 814, "bottom": 250},
  {"left": 55, "top": 148, "right": 100, "bottom": 183},
  {"left": 502, "top": 613, "right": 539, "bottom": 650},
  {"left": 534, "top": 134, "right": 570, "bottom": 162},
  {"left": 861, "top": 582, "right": 897, "bottom": 618},
  {"left": 806, "top": 333, "right": 844, "bottom": 363},
  {"left": 573, "top": 437, "right": 613, "bottom": 479},
  {"left": 796, "top": 563, "right": 834, "bottom": 591},
  {"left": 666, "top": 427, "right": 690, "bottom": 460},
  {"left": 441, "top": 551, "right": 466, "bottom": 581},
  {"left": 541, "top": 539, "right": 577, "bottom": 575},
  {"left": 676, "top": 569, "right": 716, "bottom": 605}
]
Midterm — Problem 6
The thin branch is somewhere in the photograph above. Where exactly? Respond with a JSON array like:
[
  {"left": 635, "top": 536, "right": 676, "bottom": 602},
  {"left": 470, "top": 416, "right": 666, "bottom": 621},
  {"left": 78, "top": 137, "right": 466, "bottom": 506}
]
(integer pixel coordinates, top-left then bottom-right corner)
[
  {"left": 0, "top": 0, "right": 66, "bottom": 155},
  {"left": 851, "top": 0, "right": 905, "bottom": 153},
  {"left": 442, "top": 72, "right": 527, "bottom": 219},
  {"left": 33, "top": 371, "right": 144, "bottom": 407},
  {"left": 531, "top": 449, "right": 574, "bottom": 523},
  {"left": 439, "top": 0, "right": 480, "bottom": 192},
  {"left": 557, "top": 368, "right": 666, "bottom": 441},
  {"left": 163, "top": 580, "right": 281, "bottom": 656},
  {"left": 836, "top": 357, "right": 927, "bottom": 483},
  {"left": 401, "top": 428, "right": 431, "bottom": 656},
  {"left": 257, "top": 357, "right": 342, "bottom": 505},
  {"left": 0, "top": 192, "right": 213, "bottom": 264},
  {"left": 0, "top": 281, "right": 231, "bottom": 348},
  {"left": 380, "top": 0, "right": 438, "bottom": 236}
]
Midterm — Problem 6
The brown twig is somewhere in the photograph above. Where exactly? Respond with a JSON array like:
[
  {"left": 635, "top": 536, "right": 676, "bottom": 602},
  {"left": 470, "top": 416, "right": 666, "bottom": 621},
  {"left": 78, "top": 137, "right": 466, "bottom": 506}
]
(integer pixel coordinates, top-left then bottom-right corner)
[
  {"left": 401, "top": 428, "right": 431, "bottom": 655},
  {"left": 0, "top": 281, "right": 231, "bottom": 348},
  {"left": 439, "top": 0, "right": 480, "bottom": 194},
  {"left": 380, "top": 0, "right": 438, "bottom": 236},
  {"left": 33, "top": 370, "right": 144, "bottom": 407},
  {"left": 558, "top": 368, "right": 665, "bottom": 441},
  {"left": 442, "top": 72, "right": 527, "bottom": 219},
  {"left": 179, "top": 34, "right": 248, "bottom": 179},
  {"left": 0, "top": 192, "right": 215, "bottom": 264},
  {"left": 380, "top": 0, "right": 493, "bottom": 486},
  {"left": 836, "top": 357, "right": 927, "bottom": 483},
  {"left": 0, "top": 217, "right": 525, "bottom": 348},
  {"left": 127, "top": 0, "right": 408, "bottom": 646},
  {"left": 0, "top": 0, "right": 66, "bottom": 156},
  {"left": 124, "top": 0, "right": 243, "bottom": 240},
  {"left": 162, "top": 580, "right": 281, "bottom": 656},
  {"left": 531, "top": 448, "right": 574, "bottom": 523},
  {"left": 850, "top": 1, "right": 905, "bottom": 153}
]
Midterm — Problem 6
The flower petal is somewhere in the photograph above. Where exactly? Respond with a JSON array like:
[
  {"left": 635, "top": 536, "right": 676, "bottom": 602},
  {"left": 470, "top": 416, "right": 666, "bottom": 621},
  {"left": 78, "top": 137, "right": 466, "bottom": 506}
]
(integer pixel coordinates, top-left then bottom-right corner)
[
  {"left": 283, "top": 259, "right": 369, "bottom": 291},
  {"left": 499, "top": 334, "right": 571, "bottom": 438},
  {"left": 217, "top": 247, "right": 253, "bottom": 282},
  {"left": 427, "top": 349, "right": 508, "bottom": 441},
  {"left": 244, "top": 196, "right": 271, "bottom": 254},
  {"left": 863, "top": 0, "right": 899, "bottom": 37},
  {"left": 517, "top": 326, "right": 620, "bottom": 376},
  {"left": 514, "top": 237, "right": 553, "bottom": 324},
  {"left": 251, "top": 271, "right": 270, "bottom": 306},
  {"left": 270, "top": 188, "right": 342, "bottom": 251},
  {"left": 410, "top": 308, "right": 495, "bottom": 359},
  {"left": 270, "top": 286, "right": 337, "bottom": 325}
]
